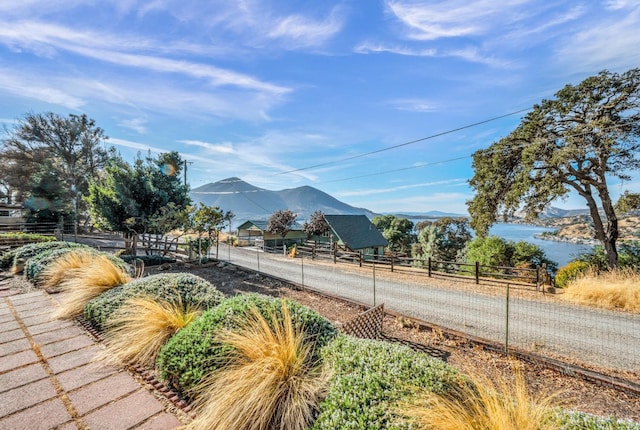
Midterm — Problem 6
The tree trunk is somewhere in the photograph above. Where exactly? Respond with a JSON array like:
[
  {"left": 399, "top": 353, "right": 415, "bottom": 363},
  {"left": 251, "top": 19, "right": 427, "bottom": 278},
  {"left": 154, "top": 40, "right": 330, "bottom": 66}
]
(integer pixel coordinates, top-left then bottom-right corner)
[{"left": 597, "top": 182, "right": 619, "bottom": 269}]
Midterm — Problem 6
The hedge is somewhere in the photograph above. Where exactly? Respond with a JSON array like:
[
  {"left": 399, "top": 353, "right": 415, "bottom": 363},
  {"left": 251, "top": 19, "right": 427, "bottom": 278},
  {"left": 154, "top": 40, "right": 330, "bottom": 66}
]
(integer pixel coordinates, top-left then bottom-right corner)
[
  {"left": 0, "top": 241, "right": 85, "bottom": 271},
  {"left": 156, "top": 293, "right": 338, "bottom": 395},
  {"left": 311, "top": 335, "right": 459, "bottom": 430},
  {"left": 83, "top": 272, "right": 224, "bottom": 331}
]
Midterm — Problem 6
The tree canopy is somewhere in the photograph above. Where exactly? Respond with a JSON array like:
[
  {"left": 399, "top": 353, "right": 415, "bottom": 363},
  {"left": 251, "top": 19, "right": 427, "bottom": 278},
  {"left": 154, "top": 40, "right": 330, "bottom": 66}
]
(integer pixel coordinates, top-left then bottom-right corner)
[
  {"left": 1, "top": 112, "right": 109, "bottom": 222},
  {"left": 267, "top": 210, "right": 297, "bottom": 239},
  {"left": 85, "top": 151, "right": 191, "bottom": 236},
  {"left": 467, "top": 68, "right": 640, "bottom": 268},
  {"left": 303, "top": 210, "right": 330, "bottom": 236},
  {"left": 412, "top": 217, "right": 471, "bottom": 262},
  {"left": 371, "top": 215, "right": 415, "bottom": 254},
  {"left": 615, "top": 190, "right": 640, "bottom": 215}
]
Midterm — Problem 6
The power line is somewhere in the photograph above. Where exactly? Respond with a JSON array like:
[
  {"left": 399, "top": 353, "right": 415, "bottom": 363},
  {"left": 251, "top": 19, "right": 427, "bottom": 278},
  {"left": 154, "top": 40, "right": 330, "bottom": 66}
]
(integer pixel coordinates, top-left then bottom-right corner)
[{"left": 274, "top": 107, "right": 531, "bottom": 176}]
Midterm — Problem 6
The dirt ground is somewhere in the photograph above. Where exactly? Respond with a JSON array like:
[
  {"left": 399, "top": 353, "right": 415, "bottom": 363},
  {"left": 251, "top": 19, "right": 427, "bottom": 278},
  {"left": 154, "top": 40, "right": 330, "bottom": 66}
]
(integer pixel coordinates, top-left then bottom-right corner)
[
  {"left": 3, "top": 257, "right": 639, "bottom": 422},
  {"left": 142, "top": 262, "right": 640, "bottom": 422}
]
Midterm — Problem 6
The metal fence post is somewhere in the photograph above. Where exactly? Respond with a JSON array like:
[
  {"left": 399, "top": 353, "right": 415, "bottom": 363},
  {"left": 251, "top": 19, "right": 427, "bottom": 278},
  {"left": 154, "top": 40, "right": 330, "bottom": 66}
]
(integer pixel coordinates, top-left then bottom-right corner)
[
  {"left": 372, "top": 262, "right": 376, "bottom": 306},
  {"left": 301, "top": 255, "right": 304, "bottom": 286},
  {"left": 505, "top": 283, "right": 510, "bottom": 355},
  {"left": 256, "top": 247, "right": 260, "bottom": 274}
]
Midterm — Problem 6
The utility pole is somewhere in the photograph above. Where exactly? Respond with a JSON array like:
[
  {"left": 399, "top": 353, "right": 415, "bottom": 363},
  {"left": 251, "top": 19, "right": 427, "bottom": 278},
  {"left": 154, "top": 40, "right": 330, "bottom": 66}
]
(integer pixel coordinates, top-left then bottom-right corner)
[{"left": 183, "top": 160, "right": 193, "bottom": 186}]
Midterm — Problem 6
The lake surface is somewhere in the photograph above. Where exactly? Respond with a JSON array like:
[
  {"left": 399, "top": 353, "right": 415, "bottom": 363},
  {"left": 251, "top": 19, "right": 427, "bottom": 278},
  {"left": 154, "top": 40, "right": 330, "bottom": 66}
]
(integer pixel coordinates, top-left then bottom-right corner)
[{"left": 489, "top": 222, "right": 593, "bottom": 268}]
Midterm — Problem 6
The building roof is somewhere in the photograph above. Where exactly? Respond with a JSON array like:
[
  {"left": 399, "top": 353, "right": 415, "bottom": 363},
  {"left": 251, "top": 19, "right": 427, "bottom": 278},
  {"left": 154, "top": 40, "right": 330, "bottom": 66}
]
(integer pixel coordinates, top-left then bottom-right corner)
[
  {"left": 237, "top": 219, "right": 304, "bottom": 232},
  {"left": 324, "top": 214, "right": 388, "bottom": 250}
]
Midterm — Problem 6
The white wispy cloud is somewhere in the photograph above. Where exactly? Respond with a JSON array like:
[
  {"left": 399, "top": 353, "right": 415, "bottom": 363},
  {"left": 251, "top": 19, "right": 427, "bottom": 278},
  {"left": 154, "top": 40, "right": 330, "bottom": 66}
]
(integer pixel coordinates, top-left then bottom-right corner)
[
  {"left": 388, "top": 98, "right": 438, "bottom": 113},
  {"left": 179, "top": 140, "right": 236, "bottom": 154},
  {"left": 267, "top": 6, "right": 346, "bottom": 48},
  {"left": 0, "top": 21, "right": 290, "bottom": 95},
  {"left": 117, "top": 118, "right": 148, "bottom": 134},
  {"left": 335, "top": 179, "right": 467, "bottom": 197},
  {"left": 0, "top": 68, "right": 85, "bottom": 109}
]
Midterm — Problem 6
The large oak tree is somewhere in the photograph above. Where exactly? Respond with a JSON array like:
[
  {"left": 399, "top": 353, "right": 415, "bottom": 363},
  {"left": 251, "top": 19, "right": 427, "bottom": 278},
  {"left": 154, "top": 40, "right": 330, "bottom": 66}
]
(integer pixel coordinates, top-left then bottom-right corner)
[{"left": 468, "top": 69, "right": 640, "bottom": 268}]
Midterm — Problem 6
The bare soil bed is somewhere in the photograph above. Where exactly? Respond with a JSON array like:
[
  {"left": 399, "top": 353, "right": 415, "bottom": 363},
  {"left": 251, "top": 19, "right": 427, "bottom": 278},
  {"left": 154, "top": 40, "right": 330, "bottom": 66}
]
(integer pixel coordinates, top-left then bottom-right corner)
[{"left": 147, "top": 262, "right": 640, "bottom": 422}]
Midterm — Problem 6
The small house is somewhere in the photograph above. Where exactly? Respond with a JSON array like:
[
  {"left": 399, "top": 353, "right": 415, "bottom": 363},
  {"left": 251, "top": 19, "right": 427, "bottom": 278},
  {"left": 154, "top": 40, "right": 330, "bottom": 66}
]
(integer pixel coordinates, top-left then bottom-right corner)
[
  {"left": 0, "top": 203, "right": 25, "bottom": 230},
  {"left": 323, "top": 214, "right": 388, "bottom": 259},
  {"left": 236, "top": 220, "right": 306, "bottom": 248}
]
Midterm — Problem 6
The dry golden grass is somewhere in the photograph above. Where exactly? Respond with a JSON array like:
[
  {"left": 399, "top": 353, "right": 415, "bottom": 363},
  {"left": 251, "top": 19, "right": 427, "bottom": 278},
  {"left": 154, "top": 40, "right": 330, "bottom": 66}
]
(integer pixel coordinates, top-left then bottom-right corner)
[
  {"left": 96, "top": 296, "right": 201, "bottom": 367},
  {"left": 563, "top": 268, "right": 640, "bottom": 313},
  {"left": 400, "top": 365, "right": 562, "bottom": 430},
  {"left": 186, "top": 302, "right": 329, "bottom": 430},
  {"left": 41, "top": 250, "right": 100, "bottom": 292},
  {"left": 52, "top": 254, "right": 131, "bottom": 320}
]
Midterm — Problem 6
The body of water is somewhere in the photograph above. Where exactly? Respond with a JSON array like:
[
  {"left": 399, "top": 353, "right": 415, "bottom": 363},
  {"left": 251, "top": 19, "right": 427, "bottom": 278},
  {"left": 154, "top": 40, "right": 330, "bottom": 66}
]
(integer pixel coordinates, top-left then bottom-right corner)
[{"left": 489, "top": 222, "right": 593, "bottom": 268}]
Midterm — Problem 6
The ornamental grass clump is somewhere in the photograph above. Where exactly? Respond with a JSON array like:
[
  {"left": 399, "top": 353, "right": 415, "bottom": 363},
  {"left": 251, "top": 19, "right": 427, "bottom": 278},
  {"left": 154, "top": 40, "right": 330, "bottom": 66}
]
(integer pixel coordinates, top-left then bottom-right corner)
[
  {"left": 157, "top": 294, "right": 337, "bottom": 396},
  {"left": 96, "top": 295, "right": 202, "bottom": 367},
  {"left": 52, "top": 253, "right": 132, "bottom": 320},
  {"left": 186, "top": 302, "right": 329, "bottom": 430},
  {"left": 401, "top": 365, "right": 563, "bottom": 430},
  {"left": 83, "top": 272, "right": 224, "bottom": 331},
  {"left": 563, "top": 268, "right": 640, "bottom": 313}
]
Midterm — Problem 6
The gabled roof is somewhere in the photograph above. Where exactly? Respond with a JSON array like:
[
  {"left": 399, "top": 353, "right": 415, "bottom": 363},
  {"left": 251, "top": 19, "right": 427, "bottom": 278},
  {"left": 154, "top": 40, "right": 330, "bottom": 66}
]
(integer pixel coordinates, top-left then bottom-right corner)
[
  {"left": 324, "top": 215, "right": 388, "bottom": 250},
  {"left": 237, "top": 219, "right": 304, "bottom": 232}
]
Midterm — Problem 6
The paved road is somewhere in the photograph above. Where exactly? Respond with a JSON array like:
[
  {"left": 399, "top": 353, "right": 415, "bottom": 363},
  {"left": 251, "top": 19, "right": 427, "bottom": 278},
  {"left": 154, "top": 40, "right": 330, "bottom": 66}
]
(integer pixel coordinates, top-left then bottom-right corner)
[{"left": 223, "top": 245, "right": 640, "bottom": 372}]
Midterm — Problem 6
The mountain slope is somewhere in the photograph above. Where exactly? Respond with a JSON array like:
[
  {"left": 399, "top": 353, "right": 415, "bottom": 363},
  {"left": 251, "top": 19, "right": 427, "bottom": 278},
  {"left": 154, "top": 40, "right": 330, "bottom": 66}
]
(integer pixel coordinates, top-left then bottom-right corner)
[{"left": 190, "top": 178, "right": 373, "bottom": 223}]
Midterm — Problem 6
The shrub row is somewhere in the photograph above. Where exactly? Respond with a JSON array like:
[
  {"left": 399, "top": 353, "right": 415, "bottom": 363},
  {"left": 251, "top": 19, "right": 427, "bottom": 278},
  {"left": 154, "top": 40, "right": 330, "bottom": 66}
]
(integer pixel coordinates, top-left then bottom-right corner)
[{"left": 1, "top": 241, "right": 86, "bottom": 271}]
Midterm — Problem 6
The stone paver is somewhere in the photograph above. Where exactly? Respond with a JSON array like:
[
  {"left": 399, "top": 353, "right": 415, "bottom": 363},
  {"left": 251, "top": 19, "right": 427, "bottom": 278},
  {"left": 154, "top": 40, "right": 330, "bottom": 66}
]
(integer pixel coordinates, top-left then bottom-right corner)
[
  {"left": 1, "top": 290, "right": 184, "bottom": 429},
  {"left": 0, "top": 363, "right": 49, "bottom": 394},
  {"left": 0, "top": 398, "right": 72, "bottom": 430},
  {"left": 83, "top": 389, "right": 164, "bottom": 430}
]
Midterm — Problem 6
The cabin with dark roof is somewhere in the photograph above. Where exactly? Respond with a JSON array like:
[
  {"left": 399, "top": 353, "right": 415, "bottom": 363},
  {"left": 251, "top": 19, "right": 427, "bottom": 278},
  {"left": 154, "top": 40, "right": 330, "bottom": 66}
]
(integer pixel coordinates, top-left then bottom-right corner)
[
  {"left": 236, "top": 219, "right": 306, "bottom": 248},
  {"left": 323, "top": 214, "right": 388, "bottom": 259}
]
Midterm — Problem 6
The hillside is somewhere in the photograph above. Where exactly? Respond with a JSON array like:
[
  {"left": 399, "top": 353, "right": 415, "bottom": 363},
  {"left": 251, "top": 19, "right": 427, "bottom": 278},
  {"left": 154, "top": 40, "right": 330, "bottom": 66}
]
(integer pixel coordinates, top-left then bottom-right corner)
[{"left": 189, "top": 177, "right": 374, "bottom": 224}]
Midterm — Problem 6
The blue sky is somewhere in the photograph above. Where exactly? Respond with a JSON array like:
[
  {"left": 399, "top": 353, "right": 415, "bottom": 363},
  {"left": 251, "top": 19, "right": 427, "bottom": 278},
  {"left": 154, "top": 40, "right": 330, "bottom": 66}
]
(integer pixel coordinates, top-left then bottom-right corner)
[{"left": 1, "top": 1, "right": 639, "bottom": 215}]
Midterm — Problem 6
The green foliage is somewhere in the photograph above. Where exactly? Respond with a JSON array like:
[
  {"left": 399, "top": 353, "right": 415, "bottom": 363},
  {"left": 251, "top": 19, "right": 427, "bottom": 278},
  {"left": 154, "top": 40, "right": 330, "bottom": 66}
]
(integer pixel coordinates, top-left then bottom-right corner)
[
  {"left": 555, "top": 260, "right": 592, "bottom": 288},
  {"left": 0, "top": 232, "right": 56, "bottom": 242},
  {"left": 85, "top": 151, "right": 191, "bottom": 234},
  {"left": 312, "top": 335, "right": 459, "bottom": 430},
  {"left": 119, "top": 254, "right": 175, "bottom": 266},
  {"left": 157, "top": 293, "right": 337, "bottom": 395},
  {"left": 577, "top": 242, "right": 640, "bottom": 272},
  {"left": 83, "top": 272, "right": 224, "bottom": 331},
  {"left": 1, "top": 241, "right": 85, "bottom": 271},
  {"left": 413, "top": 217, "right": 471, "bottom": 264},
  {"left": 371, "top": 215, "right": 415, "bottom": 253},
  {"left": 1, "top": 112, "right": 109, "bottom": 220},
  {"left": 467, "top": 69, "right": 640, "bottom": 269},
  {"left": 187, "top": 237, "right": 213, "bottom": 257},
  {"left": 615, "top": 191, "right": 640, "bottom": 215},
  {"left": 463, "top": 236, "right": 557, "bottom": 272},
  {"left": 553, "top": 410, "right": 640, "bottom": 429},
  {"left": 23, "top": 245, "right": 90, "bottom": 281}
]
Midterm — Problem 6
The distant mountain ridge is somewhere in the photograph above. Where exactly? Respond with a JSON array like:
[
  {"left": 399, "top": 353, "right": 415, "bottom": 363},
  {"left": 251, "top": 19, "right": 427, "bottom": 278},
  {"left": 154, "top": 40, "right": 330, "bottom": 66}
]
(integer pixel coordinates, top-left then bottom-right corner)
[{"left": 189, "top": 177, "right": 375, "bottom": 223}]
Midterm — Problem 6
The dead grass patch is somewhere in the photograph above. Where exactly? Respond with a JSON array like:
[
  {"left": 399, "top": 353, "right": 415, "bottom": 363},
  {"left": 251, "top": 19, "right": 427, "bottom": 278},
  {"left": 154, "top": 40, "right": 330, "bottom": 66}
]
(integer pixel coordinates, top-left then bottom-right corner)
[{"left": 563, "top": 268, "right": 640, "bottom": 313}]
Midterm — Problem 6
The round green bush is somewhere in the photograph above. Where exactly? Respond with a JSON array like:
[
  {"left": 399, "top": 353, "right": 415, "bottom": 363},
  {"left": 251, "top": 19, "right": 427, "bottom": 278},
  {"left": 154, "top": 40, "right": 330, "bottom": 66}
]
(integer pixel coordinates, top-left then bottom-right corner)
[
  {"left": 2, "top": 241, "right": 86, "bottom": 271},
  {"left": 156, "top": 293, "right": 338, "bottom": 395},
  {"left": 555, "top": 260, "right": 592, "bottom": 288},
  {"left": 312, "top": 335, "right": 459, "bottom": 430},
  {"left": 83, "top": 272, "right": 224, "bottom": 331},
  {"left": 23, "top": 245, "right": 89, "bottom": 282}
]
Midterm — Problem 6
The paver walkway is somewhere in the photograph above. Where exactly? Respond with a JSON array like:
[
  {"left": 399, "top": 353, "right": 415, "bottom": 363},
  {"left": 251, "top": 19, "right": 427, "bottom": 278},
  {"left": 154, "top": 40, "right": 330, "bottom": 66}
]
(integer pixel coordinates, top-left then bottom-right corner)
[{"left": 0, "top": 290, "right": 184, "bottom": 430}]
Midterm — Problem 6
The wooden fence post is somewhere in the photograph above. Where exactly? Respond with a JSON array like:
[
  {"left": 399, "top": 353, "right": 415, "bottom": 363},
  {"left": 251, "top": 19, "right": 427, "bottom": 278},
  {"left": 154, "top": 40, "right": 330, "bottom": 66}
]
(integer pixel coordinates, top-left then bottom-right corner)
[
  {"left": 428, "top": 257, "right": 432, "bottom": 277},
  {"left": 475, "top": 261, "right": 480, "bottom": 284}
]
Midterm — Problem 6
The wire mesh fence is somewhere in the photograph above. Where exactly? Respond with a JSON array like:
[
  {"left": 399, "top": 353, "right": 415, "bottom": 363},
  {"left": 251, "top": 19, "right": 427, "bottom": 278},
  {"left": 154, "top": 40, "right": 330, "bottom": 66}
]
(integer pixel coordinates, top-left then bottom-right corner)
[{"left": 224, "top": 243, "right": 640, "bottom": 374}]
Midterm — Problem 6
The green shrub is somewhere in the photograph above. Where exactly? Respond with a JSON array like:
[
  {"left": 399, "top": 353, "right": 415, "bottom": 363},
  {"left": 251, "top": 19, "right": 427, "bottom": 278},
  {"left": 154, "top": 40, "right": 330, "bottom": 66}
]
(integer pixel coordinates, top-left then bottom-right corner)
[
  {"left": 83, "top": 272, "right": 224, "bottom": 331},
  {"left": 120, "top": 254, "right": 176, "bottom": 266},
  {"left": 555, "top": 260, "right": 592, "bottom": 288},
  {"left": 579, "top": 242, "right": 640, "bottom": 272},
  {"left": 24, "top": 245, "right": 90, "bottom": 282},
  {"left": 1, "top": 241, "right": 85, "bottom": 272},
  {"left": 312, "top": 335, "right": 459, "bottom": 430},
  {"left": 554, "top": 410, "right": 640, "bottom": 429},
  {"left": 156, "top": 293, "right": 337, "bottom": 395},
  {"left": 0, "top": 232, "right": 56, "bottom": 243}
]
